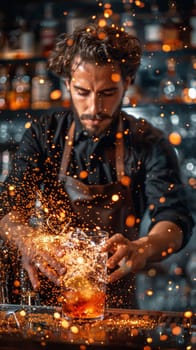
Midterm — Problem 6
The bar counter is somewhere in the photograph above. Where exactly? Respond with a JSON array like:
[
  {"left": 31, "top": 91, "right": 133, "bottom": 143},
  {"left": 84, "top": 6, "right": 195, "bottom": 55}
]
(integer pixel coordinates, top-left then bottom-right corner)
[{"left": 0, "top": 304, "right": 195, "bottom": 349}]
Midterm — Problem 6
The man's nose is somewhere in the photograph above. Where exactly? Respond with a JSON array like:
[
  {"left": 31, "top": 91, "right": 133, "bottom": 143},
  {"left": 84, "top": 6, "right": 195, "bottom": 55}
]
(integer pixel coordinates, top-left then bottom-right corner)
[{"left": 88, "top": 94, "right": 103, "bottom": 115}]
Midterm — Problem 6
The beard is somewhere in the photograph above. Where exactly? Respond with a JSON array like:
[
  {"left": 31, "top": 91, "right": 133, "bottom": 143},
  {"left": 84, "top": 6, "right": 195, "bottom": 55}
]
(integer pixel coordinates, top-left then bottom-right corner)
[{"left": 71, "top": 101, "right": 122, "bottom": 137}]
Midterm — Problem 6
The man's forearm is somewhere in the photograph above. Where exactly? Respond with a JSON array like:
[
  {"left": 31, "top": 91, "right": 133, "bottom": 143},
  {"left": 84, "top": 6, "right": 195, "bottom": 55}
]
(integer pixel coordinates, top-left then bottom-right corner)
[{"left": 137, "top": 220, "right": 183, "bottom": 263}]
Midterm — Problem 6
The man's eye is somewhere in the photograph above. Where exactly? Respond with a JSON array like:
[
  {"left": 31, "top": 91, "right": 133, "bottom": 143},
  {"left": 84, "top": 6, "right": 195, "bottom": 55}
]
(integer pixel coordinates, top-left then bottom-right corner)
[
  {"left": 102, "top": 91, "right": 115, "bottom": 96},
  {"left": 77, "top": 90, "right": 89, "bottom": 96},
  {"left": 99, "top": 90, "right": 117, "bottom": 97}
]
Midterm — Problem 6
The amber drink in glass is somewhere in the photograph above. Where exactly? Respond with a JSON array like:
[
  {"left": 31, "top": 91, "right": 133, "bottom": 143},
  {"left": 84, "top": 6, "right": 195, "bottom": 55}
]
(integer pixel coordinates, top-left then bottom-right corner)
[{"left": 61, "top": 228, "right": 108, "bottom": 321}]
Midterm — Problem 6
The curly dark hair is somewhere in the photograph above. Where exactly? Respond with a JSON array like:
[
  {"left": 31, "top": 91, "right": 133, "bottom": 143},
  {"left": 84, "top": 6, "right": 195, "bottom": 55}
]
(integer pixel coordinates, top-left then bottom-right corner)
[{"left": 48, "top": 22, "right": 142, "bottom": 81}]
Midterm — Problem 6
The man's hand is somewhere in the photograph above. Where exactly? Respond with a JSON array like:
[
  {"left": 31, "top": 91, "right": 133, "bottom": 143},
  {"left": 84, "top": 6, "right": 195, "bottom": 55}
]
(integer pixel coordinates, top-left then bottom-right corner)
[
  {"left": 0, "top": 211, "right": 67, "bottom": 290},
  {"left": 20, "top": 234, "right": 67, "bottom": 290},
  {"left": 103, "top": 221, "right": 183, "bottom": 283},
  {"left": 103, "top": 233, "right": 149, "bottom": 283}
]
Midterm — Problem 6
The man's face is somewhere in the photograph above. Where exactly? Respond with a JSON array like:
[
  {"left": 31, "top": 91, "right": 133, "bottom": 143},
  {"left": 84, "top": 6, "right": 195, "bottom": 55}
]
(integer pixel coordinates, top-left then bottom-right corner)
[{"left": 66, "top": 58, "right": 130, "bottom": 136}]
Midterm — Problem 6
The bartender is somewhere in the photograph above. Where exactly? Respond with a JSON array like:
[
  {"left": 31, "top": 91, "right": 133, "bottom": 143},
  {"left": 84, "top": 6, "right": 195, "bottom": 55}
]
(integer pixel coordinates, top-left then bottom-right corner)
[{"left": 0, "top": 22, "right": 193, "bottom": 308}]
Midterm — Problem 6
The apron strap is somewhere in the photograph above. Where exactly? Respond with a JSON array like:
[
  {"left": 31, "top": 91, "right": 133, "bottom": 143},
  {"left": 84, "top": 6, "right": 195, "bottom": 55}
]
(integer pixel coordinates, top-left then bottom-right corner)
[
  {"left": 58, "top": 121, "right": 75, "bottom": 181},
  {"left": 115, "top": 116, "right": 125, "bottom": 180},
  {"left": 58, "top": 116, "right": 125, "bottom": 181}
]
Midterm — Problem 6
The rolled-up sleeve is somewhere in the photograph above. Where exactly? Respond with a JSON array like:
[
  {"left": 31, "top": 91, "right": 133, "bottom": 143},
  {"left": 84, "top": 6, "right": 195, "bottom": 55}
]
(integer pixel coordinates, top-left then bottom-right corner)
[{"left": 144, "top": 136, "right": 194, "bottom": 248}]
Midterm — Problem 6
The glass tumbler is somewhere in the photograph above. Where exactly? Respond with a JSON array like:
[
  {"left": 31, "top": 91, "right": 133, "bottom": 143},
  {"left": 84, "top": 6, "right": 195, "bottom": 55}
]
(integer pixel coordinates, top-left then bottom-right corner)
[{"left": 60, "top": 228, "right": 108, "bottom": 321}]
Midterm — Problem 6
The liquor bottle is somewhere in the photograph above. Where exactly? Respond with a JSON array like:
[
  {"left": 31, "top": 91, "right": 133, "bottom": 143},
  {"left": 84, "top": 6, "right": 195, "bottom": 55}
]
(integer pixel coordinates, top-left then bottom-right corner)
[
  {"left": 0, "top": 11, "right": 6, "bottom": 56},
  {"left": 120, "top": 12, "right": 137, "bottom": 37},
  {"left": 0, "top": 149, "right": 10, "bottom": 182},
  {"left": 9, "top": 65, "right": 31, "bottom": 110},
  {"left": 31, "top": 61, "right": 52, "bottom": 109},
  {"left": 162, "top": 0, "right": 183, "bottom": 51},
  {"left": 19, "top": 18, "right": 35, "bottom": 58},
  {"left": 186, "top": 252, "right": 196, "bottom": 289},
  {"left": 183, "top": 56, "right": 196, "bottom": 103},
  {"left": 19, "top": 266, "right": 40, "bottom": 306},
  {"left": 143, "top": 0, "right": 163, "bottom": 51},
  {"left": 39, "top": 3, "right": 57, "bottom": 57},
  {"left": 66, "top": 10, "right": 87, "bottom": 34},
  {"left": 190, "top": 0, "right": 196, "bottom": 48},
  {"left": 6, "top": 16, "right": 22, "bottom": 53},
  {"left": 60, "top": 78, "right": 71, "bottom": 108},
  {"left": 0, "top": 65, "right": 10, "bottom": 110},
  {"left": 122, "top": 80, "right": 141, "bottom": 107},
  {"left": 158, "top": 57, "right": 184, "bottom": 103},
  {"left": 0, "top": 240, "right": 9, "bottom": 304}
]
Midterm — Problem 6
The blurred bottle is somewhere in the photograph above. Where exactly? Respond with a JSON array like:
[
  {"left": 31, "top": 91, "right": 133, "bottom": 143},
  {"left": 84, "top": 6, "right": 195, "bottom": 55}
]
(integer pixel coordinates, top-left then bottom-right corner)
[
  {"left": 158, "top": 57, "right": 184, "bottom": 103},
  {"left": 0, "top": 240, "right": 9, "bottom": 304},
  {"left": 166, "top": 262, "right": 189, "bottom": 311},
  {"left": 162, "top": 0, "right": 183, "bottom": 51},
  {"left": 122, "top": 82, "right": 141, "bottom": 107},
  {"left": 143, "top": 0, "right": 163, "bottom": 51},
  {"left": 186, "top": 252, "right": 196, "bottom": 289},
  {"left": 19, "top": 266, "right": 40, "bottom": 306},
  {"left": 190, "top": 0, "right": 196, "bottom": 48},
  {"left": 66, "top": 10, "right": 87, "bottom": 34},
  {"left": 189, "top": 112, "right": 196, "bottom": 137},
  {"left": 183, "top": 56, "right": 196, "bottom": 103},
  {"left": 60, "top": 78, "right": 71, "bottom": 108},
  {"left": 169, "top": 113, "right": 187, "bottom": 140},
  {"left": 0, "top": 10, "right": 6, "bottom": 57},
  {"left": 120, "top": 12, "right": 137, "bottom": 37},
  {"left": 19, "top": 17, "right": 35, "bottom": 58},
  {"left": 1, "top": 150, "right": 10, "bottom": 182},
  {"left": 0, "top": 122, "right": 9, "bottom": 144},
  {"left": 9, "top": 65, "right": 31, "bottom": 110},
  {"left": 6, "top": 16, "right": 22, "bottom": 54},
  {"left": 31, "top": 61, "right": 52, "bottom": 109},
  {"left": 29, "top": 189, "right": 45, "bottom": 228},
  {"left": 0, "top": 65, "right": 10, "bottom": 110},
  {"left": 39, "top": 3, "right": 57, "bottom": 57},
  {"left": 182, "top": 158, "right": 196, "bottom": 179}
]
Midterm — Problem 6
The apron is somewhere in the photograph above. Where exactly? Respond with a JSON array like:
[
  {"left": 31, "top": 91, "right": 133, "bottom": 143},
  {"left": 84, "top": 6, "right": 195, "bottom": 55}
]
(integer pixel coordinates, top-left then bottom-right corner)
[{"left": 58, "top": 117, "right": 139, "bottom": 308}]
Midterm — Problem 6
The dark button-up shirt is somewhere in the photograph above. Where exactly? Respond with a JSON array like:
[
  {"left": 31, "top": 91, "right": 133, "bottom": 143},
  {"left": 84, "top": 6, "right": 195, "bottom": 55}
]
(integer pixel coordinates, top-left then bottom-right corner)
[{"left": 0, "top": 110, "right": 193, "bottom": 247}]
